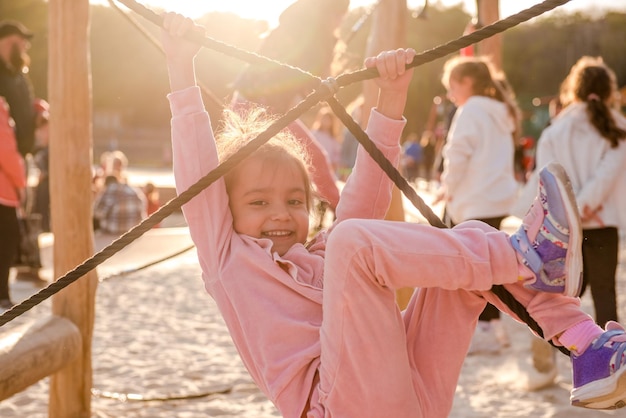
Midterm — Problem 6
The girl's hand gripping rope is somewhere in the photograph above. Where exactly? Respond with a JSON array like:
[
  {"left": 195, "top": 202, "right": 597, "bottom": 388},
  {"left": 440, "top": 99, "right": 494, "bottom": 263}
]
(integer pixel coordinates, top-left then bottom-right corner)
[
  {"left": 161, "top": 12, "right": 206, "bottom": 92},
  {"left": 365, "top": 48, "right": 416, "bottom": 121}
]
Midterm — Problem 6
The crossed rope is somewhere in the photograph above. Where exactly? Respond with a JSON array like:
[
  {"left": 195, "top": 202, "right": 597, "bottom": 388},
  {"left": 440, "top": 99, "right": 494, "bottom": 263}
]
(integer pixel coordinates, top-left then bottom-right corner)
[{"left": 1, "top": 0, "right": 573, "bottom": 357}]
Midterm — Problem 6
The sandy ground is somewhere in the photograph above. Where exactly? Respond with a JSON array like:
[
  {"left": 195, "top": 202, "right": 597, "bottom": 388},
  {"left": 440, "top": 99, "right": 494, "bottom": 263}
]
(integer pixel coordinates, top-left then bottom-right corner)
[{"left": 0, "top": 178, "right": 624, "bottom": 417}]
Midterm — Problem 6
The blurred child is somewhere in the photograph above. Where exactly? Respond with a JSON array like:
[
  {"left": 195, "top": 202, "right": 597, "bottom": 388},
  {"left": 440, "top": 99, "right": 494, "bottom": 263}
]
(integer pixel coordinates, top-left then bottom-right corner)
[
  {"left": 143, "top": 182, "right": 161, "bottom": 228},
  {"left": 32, "top": 98, "right": 50, "bottom": 232},
  {"left": 93, "top": 175, "right": 146, "bottom": 235},
  {"left": 533, "top": 56, "right": 626, "bottom": 326},
  {"left": 439, "top": 55, "right": 522, "bottom": 353}
]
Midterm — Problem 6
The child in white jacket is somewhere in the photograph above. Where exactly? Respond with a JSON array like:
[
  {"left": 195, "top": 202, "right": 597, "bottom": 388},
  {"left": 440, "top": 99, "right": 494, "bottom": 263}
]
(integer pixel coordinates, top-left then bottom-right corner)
[{"left": 533, "top": 56, "right": 626, "bottom": 326}]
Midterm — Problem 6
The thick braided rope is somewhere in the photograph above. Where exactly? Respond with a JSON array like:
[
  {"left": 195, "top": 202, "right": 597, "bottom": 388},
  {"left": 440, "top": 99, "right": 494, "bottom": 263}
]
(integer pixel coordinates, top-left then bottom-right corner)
[{"left": 1, "top": 0, "right": 572, "bottom": 356}]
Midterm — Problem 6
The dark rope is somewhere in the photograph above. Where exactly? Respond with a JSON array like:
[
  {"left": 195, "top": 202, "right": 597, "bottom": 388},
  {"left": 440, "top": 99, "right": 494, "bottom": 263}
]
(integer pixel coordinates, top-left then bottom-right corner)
[
  {"left": 98, "top": 244, "right": 195, "bottom": 282},
  {"left": 1, "top": 0, "right": 573, "bottom": 357}
]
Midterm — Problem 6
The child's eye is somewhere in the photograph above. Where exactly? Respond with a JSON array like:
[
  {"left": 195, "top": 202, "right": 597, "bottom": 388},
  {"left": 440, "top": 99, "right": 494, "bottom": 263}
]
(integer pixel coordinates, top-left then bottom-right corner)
[
  {"left": 250, "top": 200, "right": 267, "bottom": 206},
  {"left": 289, "top": 199, "right": 304, "bottom": 206}
]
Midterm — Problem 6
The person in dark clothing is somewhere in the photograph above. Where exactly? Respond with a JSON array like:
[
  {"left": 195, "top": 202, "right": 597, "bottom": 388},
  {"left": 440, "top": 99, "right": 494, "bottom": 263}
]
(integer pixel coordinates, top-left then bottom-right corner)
[
  {"left": 32, "top": 98, "right": 50, "bottom": 232},
  {"left": 0, "top": 20, "right": 35, "bottom": 157},
  {"left": 0, "top": 20, "right": 44, "bottom": 283}
]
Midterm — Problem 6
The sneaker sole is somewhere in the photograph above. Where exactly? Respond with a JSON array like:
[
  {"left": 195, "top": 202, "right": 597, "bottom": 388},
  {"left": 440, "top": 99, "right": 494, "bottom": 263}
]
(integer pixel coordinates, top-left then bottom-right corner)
[
  {"left": 545, "top": 162, "right": 583, "bottom": 298},
  {"left": 571, "top": 365, "right": 626, "bottom": 409}
]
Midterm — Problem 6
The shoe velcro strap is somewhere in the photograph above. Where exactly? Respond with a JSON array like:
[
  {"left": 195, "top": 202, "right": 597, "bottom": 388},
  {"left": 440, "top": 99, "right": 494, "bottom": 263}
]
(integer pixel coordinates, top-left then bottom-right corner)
[
  {"left": 593, "top": 330, "right": 626, "bottom": 349},
  {"left": 510, "top": 228, "right": 543, "bottom": 275}
]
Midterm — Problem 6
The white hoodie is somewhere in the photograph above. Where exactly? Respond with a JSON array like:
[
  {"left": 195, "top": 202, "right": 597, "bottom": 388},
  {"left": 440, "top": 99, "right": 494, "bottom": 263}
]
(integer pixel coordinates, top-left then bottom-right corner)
[
  {"left": 526, "top": 102, "right": 626, "bottom": 230},
  {"left": 442, "top": 95, "right": 518, "bottom": 224}
]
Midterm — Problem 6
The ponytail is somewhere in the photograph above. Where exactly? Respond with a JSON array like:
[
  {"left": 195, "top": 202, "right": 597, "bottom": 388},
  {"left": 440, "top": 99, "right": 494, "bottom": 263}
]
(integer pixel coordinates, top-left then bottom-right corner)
[{"left": 560, "top": 56, "right": 626, "bottom": 148}]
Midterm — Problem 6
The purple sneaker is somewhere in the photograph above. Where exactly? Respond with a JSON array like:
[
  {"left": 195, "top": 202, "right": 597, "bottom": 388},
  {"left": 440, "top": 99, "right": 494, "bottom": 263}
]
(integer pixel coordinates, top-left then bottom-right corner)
[
  {"left": 571, "top": 321, "right": 626, "bottom": 409},
  {"left": 509, "top": 162, "right": 582, "bottom": 297}
]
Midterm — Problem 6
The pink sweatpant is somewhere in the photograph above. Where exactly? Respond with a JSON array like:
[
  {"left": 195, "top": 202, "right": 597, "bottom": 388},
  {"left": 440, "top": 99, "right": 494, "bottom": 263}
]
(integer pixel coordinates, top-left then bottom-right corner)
[{"left": 310, "top": 219, "right": 590, "bottom": 418}]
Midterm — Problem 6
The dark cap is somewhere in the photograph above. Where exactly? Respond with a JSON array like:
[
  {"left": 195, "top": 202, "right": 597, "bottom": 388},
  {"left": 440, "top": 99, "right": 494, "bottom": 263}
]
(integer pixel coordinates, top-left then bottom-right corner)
[{"left": 0, "top": 20, "right": 33, "bottom": 40}]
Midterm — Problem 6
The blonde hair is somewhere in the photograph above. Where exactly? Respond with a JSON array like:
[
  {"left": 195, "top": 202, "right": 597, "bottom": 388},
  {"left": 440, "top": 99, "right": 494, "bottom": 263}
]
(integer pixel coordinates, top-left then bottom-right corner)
[
  {"left": 442, "top": 55, "right": 522, "bottom": 138},
  {"left": 216, "top": 106, "right": 314, "bottom": 209}
]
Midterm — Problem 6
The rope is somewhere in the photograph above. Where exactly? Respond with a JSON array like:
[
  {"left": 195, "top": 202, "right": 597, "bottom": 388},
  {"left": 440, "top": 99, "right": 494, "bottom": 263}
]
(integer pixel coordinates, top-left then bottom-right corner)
[
  {"left": 97, "top": 244, "right": 195, "bottom": 283},
  {"left": 1, "top": 0, "right": 573, "bottom": 358}
]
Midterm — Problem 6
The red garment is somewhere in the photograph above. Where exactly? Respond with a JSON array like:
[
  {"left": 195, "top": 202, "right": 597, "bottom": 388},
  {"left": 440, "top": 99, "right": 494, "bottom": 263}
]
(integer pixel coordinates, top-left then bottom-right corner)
[
  {"left": 147, "top": 199, "right": 160, "bottom": 216},
  {"left": 146, "top": 196, "right": 161, "bottom": 228},
  {"left": 0, "top": 97, "right": 25, "bottom": 207}
]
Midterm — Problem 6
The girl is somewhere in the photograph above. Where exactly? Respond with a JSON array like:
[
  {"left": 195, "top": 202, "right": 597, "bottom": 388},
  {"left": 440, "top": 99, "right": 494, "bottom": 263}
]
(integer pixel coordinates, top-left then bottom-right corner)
[
  {"left": 531, "top": 56, "right": 626, "bottom": 327},
  {"left": 439, "top": 55, "right": 522, "bottom": 353},
  {"left": 162, "top": 14, "right": 626, "bottom": 417}
]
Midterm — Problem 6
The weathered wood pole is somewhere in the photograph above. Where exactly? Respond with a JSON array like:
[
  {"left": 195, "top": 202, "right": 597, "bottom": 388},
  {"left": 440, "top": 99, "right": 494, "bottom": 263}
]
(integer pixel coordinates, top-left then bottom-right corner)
[
  {"left": 48, "top": 0, "right": 98, "bottom": 416},
  {"left": 477, "top": 0, "right": 502, "bottom": 69},
  {"left": 362, "top": 0, "right": 413, "bottom": 309}
]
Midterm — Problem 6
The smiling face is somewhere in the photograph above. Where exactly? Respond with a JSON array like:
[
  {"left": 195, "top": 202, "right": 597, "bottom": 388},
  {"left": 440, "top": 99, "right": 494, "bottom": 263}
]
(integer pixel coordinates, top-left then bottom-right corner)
[{"left": 227, "top": 155, "right": 310, "bottom": 256}]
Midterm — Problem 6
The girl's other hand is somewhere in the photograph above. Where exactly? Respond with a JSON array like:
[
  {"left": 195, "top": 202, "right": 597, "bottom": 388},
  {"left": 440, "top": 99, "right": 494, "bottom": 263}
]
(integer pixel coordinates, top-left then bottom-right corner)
[
  {"left": 581, "top": 205, "right": 605, "bottom": 227},
  {"left": 161, "top": 12, "right": 206, "bottom": 92},
  {"left": 161, "top": 12, "right": 205, "bottom": 63},
  {"left": 364, "top": 48, "right": 416, "bottom": 95},
  {"left": 364, "top": 48, "right": 416, "bottom": 120}
]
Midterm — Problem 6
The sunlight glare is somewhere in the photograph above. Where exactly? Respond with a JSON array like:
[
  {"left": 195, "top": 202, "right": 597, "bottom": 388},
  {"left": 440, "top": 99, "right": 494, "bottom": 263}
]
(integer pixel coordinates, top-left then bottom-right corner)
[
  {"left": 95, "top": 0, "right": 328, "bottom": 26},
  {"left": 94, "top": 0, "right": 626, "bottom": 24}
]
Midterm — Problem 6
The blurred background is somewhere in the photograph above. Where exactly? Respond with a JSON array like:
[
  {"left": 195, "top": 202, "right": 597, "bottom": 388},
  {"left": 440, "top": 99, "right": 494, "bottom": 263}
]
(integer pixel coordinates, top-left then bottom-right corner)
[{"left": 3, "top": 0, "right": 626, "bottom": 167}]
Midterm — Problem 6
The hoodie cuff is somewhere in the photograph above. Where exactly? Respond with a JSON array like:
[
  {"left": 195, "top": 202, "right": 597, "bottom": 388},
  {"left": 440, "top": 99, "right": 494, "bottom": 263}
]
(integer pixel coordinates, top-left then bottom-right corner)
[
  {"left": 366, "top": 108, "right": 407, "bottom": 147},
  {"left": 167, "top": 86, "right": 204, "bottom": 117}
]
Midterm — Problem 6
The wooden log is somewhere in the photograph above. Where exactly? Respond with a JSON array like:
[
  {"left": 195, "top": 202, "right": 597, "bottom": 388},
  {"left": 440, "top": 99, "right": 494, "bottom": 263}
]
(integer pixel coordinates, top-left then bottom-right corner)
[
  {"left": 48, "top": 0, "right": 98, "bottom": 416},
  {"left": 0, "top": 316, "right": 82, "bottom": 401}
]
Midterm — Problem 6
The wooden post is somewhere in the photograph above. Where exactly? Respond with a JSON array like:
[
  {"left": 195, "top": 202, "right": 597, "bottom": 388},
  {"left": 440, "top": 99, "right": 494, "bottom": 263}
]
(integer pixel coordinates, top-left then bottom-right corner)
[
  {"left": 477, "top": 0, "right": 502, "bottom": 69},
  {"left": 362, "top": 0, "right": 407, "bottom": 126},
  {"left": 48, "top": 0, "right": 98, "bottom": 416},
  {"left": 362, "top": 0, "right": 413, "bottom": 309}
]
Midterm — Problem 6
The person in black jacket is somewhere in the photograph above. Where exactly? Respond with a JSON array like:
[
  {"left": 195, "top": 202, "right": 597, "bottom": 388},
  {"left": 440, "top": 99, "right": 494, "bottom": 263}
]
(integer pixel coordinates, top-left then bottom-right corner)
[
  {"left": 0, "top": 20, "right": 35, "bottom": 157},
  {"left": 0, "top": 20, "right": 45, "bottom": 284}
]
